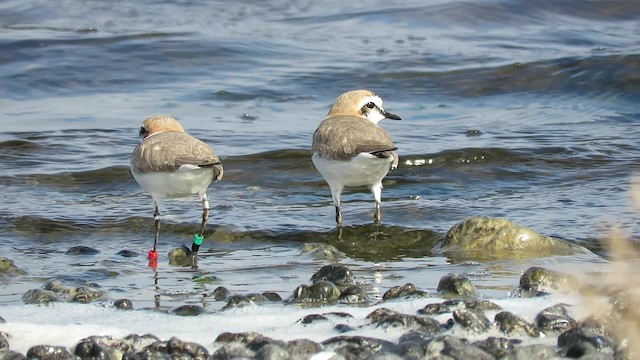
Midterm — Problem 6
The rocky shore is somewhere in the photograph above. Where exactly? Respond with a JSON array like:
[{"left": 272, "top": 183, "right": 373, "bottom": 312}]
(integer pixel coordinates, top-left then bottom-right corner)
[{"left": 0, "top": 216, "right": 637, "bottom": 359}]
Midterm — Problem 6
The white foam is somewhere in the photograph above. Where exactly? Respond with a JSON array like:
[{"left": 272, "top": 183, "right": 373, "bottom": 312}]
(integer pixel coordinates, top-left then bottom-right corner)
[{"left": 0, "top": 293, "right": 583, "bottom": 355}]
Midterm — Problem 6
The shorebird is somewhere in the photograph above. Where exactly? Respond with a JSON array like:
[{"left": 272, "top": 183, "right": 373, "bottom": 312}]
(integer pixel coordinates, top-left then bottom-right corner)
[
  {"left": 311, "top": 90, "right": 401, "bottom": 226},
  {"left": 131, "top": 115, "right": 223, "bottom": 265}
]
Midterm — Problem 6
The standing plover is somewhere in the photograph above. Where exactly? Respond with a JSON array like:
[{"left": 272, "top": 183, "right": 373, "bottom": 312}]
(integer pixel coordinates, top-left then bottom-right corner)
[
  {"left": 312, "top": 90, "right": 400, "bottom": 226},
  {"left": 131, "top": 115, "right": 223, "bottom": 265}
]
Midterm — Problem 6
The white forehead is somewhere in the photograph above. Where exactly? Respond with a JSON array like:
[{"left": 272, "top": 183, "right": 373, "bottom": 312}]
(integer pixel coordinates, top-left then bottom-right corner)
[{"left": 357, "top": 95, "right": 383, "bottom": 110}]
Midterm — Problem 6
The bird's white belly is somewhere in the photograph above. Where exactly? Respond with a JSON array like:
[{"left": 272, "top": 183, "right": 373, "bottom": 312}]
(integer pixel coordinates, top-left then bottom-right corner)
[
  {"left": 312, "top": 153, "right": 393, "bottom": 188},
  {"left": 132, "top": 169, "right": 214, "bottom": 198}
]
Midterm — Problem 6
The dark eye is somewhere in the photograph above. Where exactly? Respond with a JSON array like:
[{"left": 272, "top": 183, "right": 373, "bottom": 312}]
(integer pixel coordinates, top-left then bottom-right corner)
[
  {"left": 365, "top": 102, "right": 376, "bottom": 109},
  {"left": 139, "top": 127, "right": 148, "bottom": 137}
]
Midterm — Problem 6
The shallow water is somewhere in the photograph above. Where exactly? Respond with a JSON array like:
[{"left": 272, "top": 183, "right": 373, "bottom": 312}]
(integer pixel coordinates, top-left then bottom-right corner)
[{"left": 1, "top": 0, "right": 639, "bottom": 352}]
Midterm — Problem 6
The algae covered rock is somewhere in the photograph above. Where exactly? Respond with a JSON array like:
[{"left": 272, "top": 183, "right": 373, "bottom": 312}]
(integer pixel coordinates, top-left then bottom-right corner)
[
  {"left": 535, "top": 303, "right": 577, "bottom": 333},
  {"left": 494, "top": 311, "right": 541, "bottom": 337},
  {"left": 453, "top": 308, "right": 492, "bottom": 333},
  {"left": 0, "top": 257, "right": 26, "bottom": 277},
  {"left": 512, "top": 266, "right": 580, "bottom": 297},
  {"left": 23, "top": 279, "right": 106, "bottom": 305},
  {"left": 437, "top": 273, "right": 478, "bottom": 299},
  {"left": 310, "top": 264, "right": 358, "bottom": 288},
  {"left": 22, "top": 289, "right": 63, "bottom": 305},
  {"left": 289, "top": 281, "right": 341, "bottom": 304},
  {"left": 436, "top": 216, "right": 591, "bottom": 260},
  {"left": 168, "top": 245, "right": 197, "bottom": 267},
  {"left": 382, "top": 283, "right": 429, "bottom": 301}
]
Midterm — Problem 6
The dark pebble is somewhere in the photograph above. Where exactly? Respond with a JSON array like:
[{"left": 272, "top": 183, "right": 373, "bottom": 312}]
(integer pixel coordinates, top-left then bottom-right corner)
[
  {"left": 73, "top": 335, "right": 131, "bottom": 357},
  {"left": 0, "top": 350, "right": 26, "bottom": 360},
  {"left": 299, "top": 314, "right": 328, "bottom": 324},
  {"left": 464, "top": 299, "right": 502, "bottom": 311},
  {"left": 73, "top": 339, "right": 118, "bottom": 359},
  {"left": 367, "top": 308, "right": 441, "bottom": 334},
  {"left": 418, "top": 299, "right": 465, "bottom": 315},
  {"left": 168, "top": 246, "right": 196, "bottom": 267},
  {"left": 0, "top": 315, "right": 4, "bottom": 323},
  {"left": 214, "top": 332, "right": 284, "bottom": 352},
  {"left": 382, "top": 283, "right": 429, "bottom": 301},
  {"left": 245, "top": 293, "right": 270, "bottom": 303},
  {"left": 452, "top": 308, "right": 492, "bottom": 333},
  {"left": 334, "top": 324, "right": 356, "bottom": 333},
  {"left": 166, "top": 336, "right": 209, "bottom": 358},
  {"left": 310, "top": 264, "right": 358, "bottom": 288},
  {"left": 289, "top": 281, "right": 341, "bottom": 304},
  {"left": 122, "top": 333, "right": 161, "bottom": 352},
  {"left": 399, "top": 330, "right": 434, "bottom": 344},
  {"left": 255, "top": 343, "right": 288, "bottom": 360},
  {"left": 473, "top": 336, "right": 518, "bottom": 358},
  {"left": 71, "top": 286, "right": 105, "bottom": 303},
  {"left": 535, "top": 303, "right": 577, "bottom": 333},
  {"left": 425, "top": 335, "right": 493, "bottom": 359},
  {"left": 209, "top": 286, "right": 230, "bottom": 301},
  {"left": 222, "top": 294, "right": 269, "bottom": 310},
  {"left": 436, "top": 273, "right": 478, "bottom": 299},
  {"left": 114, "top": 298, "right": 133, "bottom": 310},
  {"left": 65, "top": 246, "right": 100, "bottom": 255},
  {"left": 171, "top": 304, "right": 207, "bottom": 316},
  {"left": 261, "top": 291, "right": 282, "bottom": 301},
  {"left": 0, "top": 257, "right": 26, "bottom": 276},
  {"left": 26, "top": 345, "right": 76, "bottom": 360},
  {"left": 337, "top": 285, "right": 369, "bottom": 304},
  {"left": 495, "top": 311, "right": 540, "bottom": 337},
  {"left": 115, "top": 250, "right": 139, "bottom": 258},
  {"left": 366, "top": 308, "right": 397, "bottom": 323},
  {"left": 513, "top": 266, "right": 579, "bottom": 297},
  {"left": 222, "top": 295, "right": 252, "bottom": 309},
  {"left": 22, "top": 289, "right": 63, "bottom": 305},
  {"left": 395, "top": 340, "right": 425, "bottom": 359},
  {"left": 322, "top": 335, "right": 397, "bottom": 359},
  {"left": 325, "top": 312, "right": 354, "bottom": 319},
  {"left": 212, "top": 342, "right": 255, "bottom": 359},
  {"left": 286, "top": 338, "right": 321, "bottom": 359},
  {"left": 140, "top": 339, "right": 167, "bottom": 355}
]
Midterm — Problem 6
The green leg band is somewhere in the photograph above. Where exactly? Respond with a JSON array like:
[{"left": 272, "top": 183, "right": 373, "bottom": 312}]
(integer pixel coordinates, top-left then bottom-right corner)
[{"left": 193, "top": 234, "right": 204, "bottom": 246}]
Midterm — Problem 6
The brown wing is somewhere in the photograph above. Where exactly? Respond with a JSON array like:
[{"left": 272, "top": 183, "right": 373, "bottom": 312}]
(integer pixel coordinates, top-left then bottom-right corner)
[
  {"left": 132, "top": 131, "right": 223, "bottom": 180},
  {"left": 312, "top": 115, "right": 398, "bottom": 163}
]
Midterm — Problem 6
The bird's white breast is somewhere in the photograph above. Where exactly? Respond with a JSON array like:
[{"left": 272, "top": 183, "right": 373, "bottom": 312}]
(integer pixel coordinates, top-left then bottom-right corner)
[
  {"left": 131, "top": 168, "right": 214, "bottom": 199},
  {"left": 312, "top": 152, "right": 394, "bottom": 188}
]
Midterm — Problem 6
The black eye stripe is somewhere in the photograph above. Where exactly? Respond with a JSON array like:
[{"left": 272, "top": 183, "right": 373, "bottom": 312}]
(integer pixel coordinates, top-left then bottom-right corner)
[{"left": 139, "top": 127, "right": 148, "bottom": 136}]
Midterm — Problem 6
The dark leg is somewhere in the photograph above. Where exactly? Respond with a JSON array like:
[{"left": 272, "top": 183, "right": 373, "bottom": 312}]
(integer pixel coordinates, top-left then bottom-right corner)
[
  {"left": 335, "top": 205, "right": 343, "bottom": 227},
  {"left": 330, "top": 184, "right": 344, "bottom": 227},
  {"left": 148, "top": 204, "right": 161, "bottom": 267},
  {"left": 374, "top": 201, "right": 381, "bottom": 224},
  {"left": 153, "top": 205, "right": 161, "bottom": 252},
  {"left": 371, "top": 182, "right": 383, "bottom": 225},
  {"left": 192, "top": 195, "right": 210, "bottom": 253}
]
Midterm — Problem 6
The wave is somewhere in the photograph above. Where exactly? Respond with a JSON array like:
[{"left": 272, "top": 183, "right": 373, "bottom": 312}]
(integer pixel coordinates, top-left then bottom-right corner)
[
  {"left": 0, "top": 144, "right": 631, "bottom": 190},
  {"left": 365, "top": 53, "right": 640, "bottom": 99}
]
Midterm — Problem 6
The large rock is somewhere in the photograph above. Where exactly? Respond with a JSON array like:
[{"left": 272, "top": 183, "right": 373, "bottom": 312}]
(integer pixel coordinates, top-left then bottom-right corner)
[{"left": 435, "top": 216, "right": 591, "bottom": 260}]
